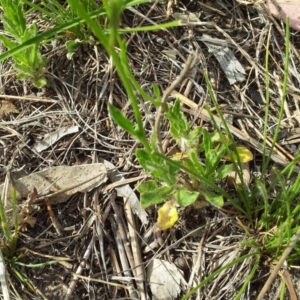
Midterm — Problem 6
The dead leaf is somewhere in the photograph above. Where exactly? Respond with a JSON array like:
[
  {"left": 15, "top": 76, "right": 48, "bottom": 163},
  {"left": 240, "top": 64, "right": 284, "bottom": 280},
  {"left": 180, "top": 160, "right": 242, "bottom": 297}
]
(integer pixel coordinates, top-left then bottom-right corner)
[
  {"left": 199, "top": 34, "right": 246, "bottom": 85},
  {"left": 0, "top": 100, "right": 19, "bottom": 118},
  {"left": 0, "top": 163, "right": 107, "bottom": 208},
  {"left": 267, "top": 0, "right": 300, "bottom": 32},
  {"left": 33, "top": 125, "right": 79, "bottom": 152},
  {"left": 103, "top": 160, "right": 148, "bottom": 225},
  {"left": 227, "top": 162, "right": 251, "bottom": 188},
  {"left": 147, "top": 259, "right": 183, "bottom": 300}
]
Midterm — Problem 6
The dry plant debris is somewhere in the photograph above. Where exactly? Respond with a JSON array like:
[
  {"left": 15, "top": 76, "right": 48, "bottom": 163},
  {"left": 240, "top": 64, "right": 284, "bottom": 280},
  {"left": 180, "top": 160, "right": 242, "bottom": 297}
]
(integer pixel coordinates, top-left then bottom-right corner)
[{"left": 1, "top": 0, "right": 300, "bottom": 299}]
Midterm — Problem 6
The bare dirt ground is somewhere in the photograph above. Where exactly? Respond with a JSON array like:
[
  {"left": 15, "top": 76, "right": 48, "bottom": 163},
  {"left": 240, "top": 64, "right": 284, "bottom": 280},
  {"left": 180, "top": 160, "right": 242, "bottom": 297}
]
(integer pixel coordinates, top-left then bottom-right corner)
[{"left": 1, "top": 1, "right": 300, "bottom": 299}]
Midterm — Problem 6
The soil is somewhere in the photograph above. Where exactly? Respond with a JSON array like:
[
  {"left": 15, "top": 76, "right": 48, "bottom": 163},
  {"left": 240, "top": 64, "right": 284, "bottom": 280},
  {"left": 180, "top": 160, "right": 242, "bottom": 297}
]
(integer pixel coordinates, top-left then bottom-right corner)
[{"left": 1, "top": 1, "right": 300, "bottom": 299}]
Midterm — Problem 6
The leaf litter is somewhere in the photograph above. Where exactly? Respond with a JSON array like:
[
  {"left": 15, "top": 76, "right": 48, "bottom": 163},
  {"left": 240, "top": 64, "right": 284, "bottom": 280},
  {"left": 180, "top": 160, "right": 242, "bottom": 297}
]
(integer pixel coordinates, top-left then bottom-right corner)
[{"left": 1, "top": 0, "right": 300, "bottom": 299}]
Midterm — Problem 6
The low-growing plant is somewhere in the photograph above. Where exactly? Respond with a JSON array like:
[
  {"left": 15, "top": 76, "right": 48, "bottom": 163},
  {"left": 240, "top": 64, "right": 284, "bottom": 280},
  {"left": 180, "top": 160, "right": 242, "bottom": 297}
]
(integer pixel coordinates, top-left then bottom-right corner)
[
  {"left": 136, "top": 99, "right": 252, "bottom": 229},
  {"left": 0, "top": 0, "right": 47, "bottom": 87},
  {"left": 0, "top": 0, "right": 299, "bottom": 298},
  {"left": 62, "top": 0, "right": 254, "bottom": 230},
  {"left": 23, "top": 0, "right": 100, "bottom": 59}
]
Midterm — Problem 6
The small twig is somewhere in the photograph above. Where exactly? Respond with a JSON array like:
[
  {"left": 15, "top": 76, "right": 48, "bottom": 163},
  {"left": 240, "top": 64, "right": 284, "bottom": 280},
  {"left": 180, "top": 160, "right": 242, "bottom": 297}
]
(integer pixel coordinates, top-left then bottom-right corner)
[
  {"left": 123, "top": 195, "right": 148, "bottom": 300},
  {"left": 44, "top": 198, "right": 63, "bottom": 236},
  {"left": 65, "top": 234, "right": 95, "bottom": 300},
  {"left": 257, "top": 226, "right": 300, "bottom": 300},
  {"left": 282, "top": 269, "right": 298, "bottom": 300},
  {"left": 154, "top": 52, "right": 196, "bottom": 153},
  {"left": 187, "top": 222, "right": 210, "bottom": 291},
  {"left": 0, "top": 249, "right": 10, "bottom": 300},
  {"left": 110, "top": 214, "right": 139, "bottom": 299}
]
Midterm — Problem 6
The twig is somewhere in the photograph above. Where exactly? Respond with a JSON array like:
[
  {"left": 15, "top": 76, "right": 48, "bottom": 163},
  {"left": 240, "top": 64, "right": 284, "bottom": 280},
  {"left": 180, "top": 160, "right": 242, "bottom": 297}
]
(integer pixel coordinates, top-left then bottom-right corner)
[
  {"left": 124, "top": 195, "right": 148, "bottom": 300},
  {"left": 110, "top": 214, "right": 139, "bottom": 299},
  {"left": 257, "top": 226, "right": 300, "bottom": 300},
  {"left": 154, "top": 52, "right": 196, "bottom": 153},
  {"left": 0, "top": 249, "right": 10, "bottom": 300},
  {"left": 65, "top": 234, "right": 95, "bottom": 300},
  {"left": 282, "top": 269, "right": 298, "bottom": 300}
]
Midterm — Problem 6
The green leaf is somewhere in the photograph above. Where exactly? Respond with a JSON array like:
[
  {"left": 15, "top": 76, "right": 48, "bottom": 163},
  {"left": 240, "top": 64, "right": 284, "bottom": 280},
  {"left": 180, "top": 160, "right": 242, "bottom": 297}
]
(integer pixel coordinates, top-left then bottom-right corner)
[
  {"left": 201, "top": 190, "right": 223, "bottom": 207},
  {"left": 187, "top": 126, "right": 202, "bottom": 148},
  {"left": 0, "top": 34, "right": 18, "bottom": 50},
  {"left": 215, "top": 164, "right": 233, "bottom": 179},
  {"left": 207, "top": 146, "right": 226, "bottom": 173},
  {"left": 108, "top": 104, "right": 136, "bottom": 136},
  {"left": 165, "top": 99, "right": 190, "bottom": 143},
  {"left": 175, "top": 188, "right": 199, "bottom": 206},
  {"left": 1, "top": 1, "right": 26, "bottom": 39},
  {"left": 202, "top": 129, "right": 212, "bottom": 157},
  {"left": 152, "top": 84, "right": 161, "bottom": 106},
  {"left": 136, "top": 149, "right": 179, "bottom": 185},
  {"left": 188, "top": 149, "right": 205, "bottom": 175},
  {"left": 33, "top": 77, "right": 47, "bottom": 88},
  {"left": 137, "top": 181, "right": 174, "bottom": 208},
  {"left": 65, "top": 39, "right": 82, "bottom": 59}
]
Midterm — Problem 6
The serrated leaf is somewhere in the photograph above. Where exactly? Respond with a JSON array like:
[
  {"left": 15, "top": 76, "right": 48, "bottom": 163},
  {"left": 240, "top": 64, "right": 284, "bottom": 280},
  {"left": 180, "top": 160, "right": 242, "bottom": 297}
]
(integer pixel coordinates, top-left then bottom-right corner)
[
  {"left": 215, "top": 164, "right": 233, "bottom": 179},
  {"left": 202, "top": 129, "right": 212, "bottom": 156},
  {"left": 157, "top": 200, "right": 178, "bottom": 230},
  {"left": 108, "top": 104, "right": 136, "bottom": 136},
  {"left": 208, "top": 146, "right": 226, "bottom": 172},
  {"left": 137, "top": 181, "right": 174, "bottom": 208},
  {"left": 201, "top": 190, "right": 223, "bottom": 207},
  {"left": 187, "top": 126, "right": 202, "bottom": 148},
  {"left": 165, "top": 99, "right": 190, "bottom": 142},
  {"left": 188, "top": 150, "right": 205, "bottom": 175},
  {"left": 175, "top": 188, "right": 199, "bottom": 206},
  {"left": 0, "top": 34, "right": 18, "bottom": 51},
  {"left": 136, "top": 150, "right": 179, "bottom": 185}
]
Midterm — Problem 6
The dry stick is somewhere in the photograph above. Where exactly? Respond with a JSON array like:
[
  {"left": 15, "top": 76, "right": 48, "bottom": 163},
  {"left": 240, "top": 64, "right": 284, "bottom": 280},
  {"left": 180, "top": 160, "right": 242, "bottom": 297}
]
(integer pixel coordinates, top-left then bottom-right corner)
[
  {"left": 282, "top": 269, "right": 298, "bottom": 300},
  {"left": 153, "top": 53, "right": 196, "bottom": 153},
  {"left": 187, "top": 223, "right": 210, "bottom": 294},
  {"left": 93, "top": 190, "right": 111, "bottom": 299},
  {"left": 110, "top": 215, "right": 139, "bottom": 299},
  {"left": 65, "top": 234, "right": 95, "bottom": 300},
  {"left": 0, "top": 94, "right": 58, "bottom": 103},
  {"left": 0, "top": 249, "right": 10, "bottom": 300},
  {"left": 257, "top": 226, "right": 300, "bottom": 300},
  {"left": 110, "top": 197, "right": 136, "bottom": 275},
  {"left": 124, "top": 197, "right": 147, "bottom": 300}
]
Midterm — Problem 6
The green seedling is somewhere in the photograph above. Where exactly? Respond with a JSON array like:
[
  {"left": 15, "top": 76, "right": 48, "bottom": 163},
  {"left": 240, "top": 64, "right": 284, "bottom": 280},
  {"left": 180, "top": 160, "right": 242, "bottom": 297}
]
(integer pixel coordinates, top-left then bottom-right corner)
[
  {"left": 65, "top": 38, "right": 82, "bottom": 59},
  {"left": 24, "top": 0, "right": 99, "bottom": 59},
  {"left": 136, "top": 99, "right": 239, "bottom": 229},
  {"left": 0, "top": 184, "right": 61, "bottom": 298},
  {"left": 0, "top": 0, "right": 47, "bottom": 87}
]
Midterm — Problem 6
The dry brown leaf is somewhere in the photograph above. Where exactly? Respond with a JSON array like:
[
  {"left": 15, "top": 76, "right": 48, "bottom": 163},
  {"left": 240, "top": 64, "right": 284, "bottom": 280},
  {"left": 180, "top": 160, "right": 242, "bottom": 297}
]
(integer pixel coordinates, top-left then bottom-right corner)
[
  {"left": 33, "top": 125, "right": 79, "bottom": 152},
  {"left": 267, "top": 0, "right": 300, "bottom": 31},
  {"left": 1, "top": 164, "right": 107, "bottom": 208},
  {"left": 227, "top": 162, "right": 251, "bottom": 188},
  {"left": 147, "top": 259, "right": 183, "bottom": 300},
  {"left": 103, "top": 160, "right": 148, "bottom": 225},
  {"left": 0, "top": 100, "right": 19, "bottom": 118}
]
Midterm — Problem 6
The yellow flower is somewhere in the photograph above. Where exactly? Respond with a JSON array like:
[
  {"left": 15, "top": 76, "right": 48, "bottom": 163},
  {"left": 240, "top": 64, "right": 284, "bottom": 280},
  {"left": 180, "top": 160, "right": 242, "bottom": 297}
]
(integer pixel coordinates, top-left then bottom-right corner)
[
  {"left": 224, "top": 146, "right": 253, "bottom": 163},
  {"left": 157, "top": 200, "right": 178, "bottom": 230}
]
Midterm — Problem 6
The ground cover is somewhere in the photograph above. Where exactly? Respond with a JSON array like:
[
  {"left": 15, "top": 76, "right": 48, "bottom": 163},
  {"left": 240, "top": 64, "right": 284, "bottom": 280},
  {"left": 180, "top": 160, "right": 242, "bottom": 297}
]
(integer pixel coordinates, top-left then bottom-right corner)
[{"left": 1, "top": 0, "right": 300, "bottom": 299}]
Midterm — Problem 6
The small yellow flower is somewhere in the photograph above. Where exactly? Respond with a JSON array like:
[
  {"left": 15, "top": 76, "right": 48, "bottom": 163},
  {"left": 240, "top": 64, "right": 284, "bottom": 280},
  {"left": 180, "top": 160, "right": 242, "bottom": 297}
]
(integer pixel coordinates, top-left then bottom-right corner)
[
  {"left": 224, "top": 146, "right": 253, "bottom": 163},
  {"left": 157, "top": 200, "right": 178, "bottom": 230}
]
